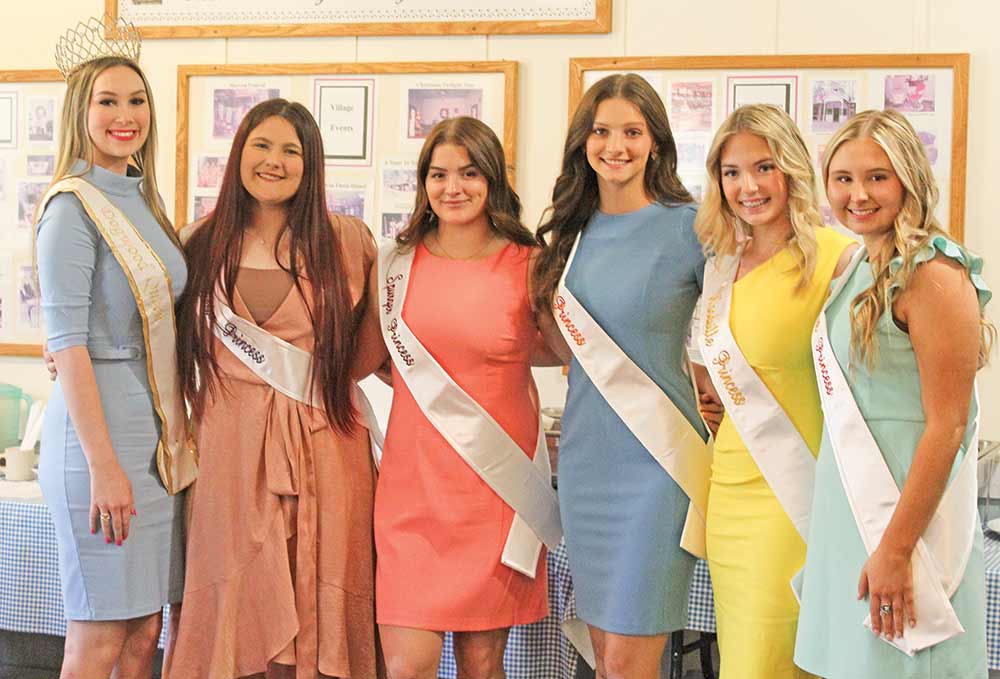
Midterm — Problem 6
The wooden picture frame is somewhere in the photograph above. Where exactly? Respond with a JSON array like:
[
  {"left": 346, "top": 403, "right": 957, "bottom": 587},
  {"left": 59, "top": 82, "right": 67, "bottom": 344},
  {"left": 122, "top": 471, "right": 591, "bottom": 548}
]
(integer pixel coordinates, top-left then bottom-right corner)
[
  {"left": 109, "top": 0, "right": 611, "bottom": 39},
  {"left": 175, "top": 61, "right": 518, "bottom": 234},
  {"left": 569, "top": 54, "right": 970, "bottom": 241},
  {"left": 0, "top": 69, "right": 63, "bottom": 358}
]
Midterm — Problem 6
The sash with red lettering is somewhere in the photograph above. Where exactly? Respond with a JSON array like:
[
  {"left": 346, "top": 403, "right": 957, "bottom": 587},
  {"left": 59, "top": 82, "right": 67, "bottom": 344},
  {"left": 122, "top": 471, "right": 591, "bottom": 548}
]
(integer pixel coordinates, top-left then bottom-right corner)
[
  {"left": 554, "top": 233, "right": 712, "bottom": 559},
  {"left": 697, "top": 250, "right": 816, "bottom": 542},
  {"left": 377, "top": 243, "right": 561, "bottom": 578},
  {"left": 812, "top": 248, "right": 979, "bottom": 655}
]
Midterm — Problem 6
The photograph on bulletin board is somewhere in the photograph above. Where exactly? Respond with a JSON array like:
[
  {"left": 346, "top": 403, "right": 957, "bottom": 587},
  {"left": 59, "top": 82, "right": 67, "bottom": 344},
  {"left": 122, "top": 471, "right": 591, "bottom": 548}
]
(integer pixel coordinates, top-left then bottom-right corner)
[
  {"left": 175, "top": 62, "right": 517, "bottom": 245},
  {"left": 0, "top": 71, "right": 64, "bottom": 356},
  {"left": 572, "top": 54, "right": 968, "bottom": 241}
]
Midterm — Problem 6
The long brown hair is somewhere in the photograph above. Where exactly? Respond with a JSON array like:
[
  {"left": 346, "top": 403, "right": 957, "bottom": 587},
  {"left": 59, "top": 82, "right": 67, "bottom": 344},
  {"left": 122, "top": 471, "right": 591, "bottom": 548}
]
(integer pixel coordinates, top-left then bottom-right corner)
[
  {"left": 532, "top": 73, "right": 692, "bottom": 312},
  {"left": 176, "top": 99, "right": 358, "bottom": 432},
  {"left": 395, "top": 116, "right": 535, "bottom": 249}
]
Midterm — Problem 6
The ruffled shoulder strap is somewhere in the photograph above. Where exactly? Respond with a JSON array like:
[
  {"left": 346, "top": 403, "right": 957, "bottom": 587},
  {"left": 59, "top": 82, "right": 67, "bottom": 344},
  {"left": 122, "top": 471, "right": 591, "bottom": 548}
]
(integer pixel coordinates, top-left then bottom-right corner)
[{"left": 888, "top": 234, "right": 991, "bottom": 310}]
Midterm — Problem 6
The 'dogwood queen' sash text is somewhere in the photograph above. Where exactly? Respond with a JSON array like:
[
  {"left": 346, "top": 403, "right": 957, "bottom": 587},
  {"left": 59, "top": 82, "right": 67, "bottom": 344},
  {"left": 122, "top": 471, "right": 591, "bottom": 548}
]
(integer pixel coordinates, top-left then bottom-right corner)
[{"left": 39, "top": 177, "right": 197, "bottom": 494}]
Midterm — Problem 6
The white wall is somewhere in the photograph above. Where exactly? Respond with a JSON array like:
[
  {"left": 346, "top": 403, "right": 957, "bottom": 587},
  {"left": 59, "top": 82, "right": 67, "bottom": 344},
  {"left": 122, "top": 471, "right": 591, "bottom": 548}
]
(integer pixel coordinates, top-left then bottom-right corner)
[{"left": 4, "top": 1, "right": 1000, "bottom": 433}]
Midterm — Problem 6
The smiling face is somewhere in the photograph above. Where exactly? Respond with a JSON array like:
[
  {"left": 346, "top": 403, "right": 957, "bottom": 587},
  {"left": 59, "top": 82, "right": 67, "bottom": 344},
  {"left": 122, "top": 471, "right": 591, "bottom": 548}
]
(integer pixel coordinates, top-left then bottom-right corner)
[
  {"left": 425, "top": 142, "right": 489, "bottom": 230},
  {"left": 585, "top": 97, "right": 653, "bottom": 198},
  {"left": 87, "top": 65, "right": 150, "bottom": 174},
  {"left": 826, "top": 137, "right": 905, "bottom": 241},
  {"left": 239, "top": 115, "right": 304, "bottom": 207},
  {"left": 719, "top": 131, "right": 791, "bottom": 232}
]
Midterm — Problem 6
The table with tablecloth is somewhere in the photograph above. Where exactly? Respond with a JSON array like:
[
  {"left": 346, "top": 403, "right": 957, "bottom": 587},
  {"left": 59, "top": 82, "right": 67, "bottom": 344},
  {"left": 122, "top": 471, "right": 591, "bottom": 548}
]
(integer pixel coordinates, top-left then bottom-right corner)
[{"left": 5, "top": 486, "right": 1000, "bottom": 677}]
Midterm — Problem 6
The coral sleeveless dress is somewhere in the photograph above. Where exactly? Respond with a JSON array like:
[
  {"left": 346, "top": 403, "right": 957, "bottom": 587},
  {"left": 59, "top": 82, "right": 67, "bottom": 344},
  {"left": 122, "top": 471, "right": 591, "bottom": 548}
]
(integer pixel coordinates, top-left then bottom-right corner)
[
  {"left": 706, "top": 226, "right": 853, "bottom": 679},
  {"left": 374, "top": 241, "right": 549, "bottom": 631}
]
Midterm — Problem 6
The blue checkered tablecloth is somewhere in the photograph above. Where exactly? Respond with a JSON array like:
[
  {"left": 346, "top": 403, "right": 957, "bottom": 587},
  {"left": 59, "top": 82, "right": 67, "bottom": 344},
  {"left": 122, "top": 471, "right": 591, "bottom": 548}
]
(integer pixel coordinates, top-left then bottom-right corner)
[
  {"left": 437, "top": 545, "right": 580, "bottom": 679},
  {"left": 436, "top": 549, "right": 716, "bottom": 678},
  {"left": 5, "top": 496, "right": 997, "bottom": 674},
  {"left": 984, "top": 535, "right": 1000, "bottom": 668},
  {"left": 0, "top": 497, "right": 171, "bottom": 646}
]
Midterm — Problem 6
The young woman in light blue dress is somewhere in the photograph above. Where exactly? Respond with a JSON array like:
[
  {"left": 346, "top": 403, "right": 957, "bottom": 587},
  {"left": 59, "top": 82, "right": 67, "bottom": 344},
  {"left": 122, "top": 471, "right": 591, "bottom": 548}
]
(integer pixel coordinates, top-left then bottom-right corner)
[
  {"left": 794, "top": 109, "right": 992, "bottom": 678},
  {"left": 36, "top": 52, "right": 187, "bottom": 678},
  {"left": 532, "top": 73, "right": 721, "bottom": 679}
]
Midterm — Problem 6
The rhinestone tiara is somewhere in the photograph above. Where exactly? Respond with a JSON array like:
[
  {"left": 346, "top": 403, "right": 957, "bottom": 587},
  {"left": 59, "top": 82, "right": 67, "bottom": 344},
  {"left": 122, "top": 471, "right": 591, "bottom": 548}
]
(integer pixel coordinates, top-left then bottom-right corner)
[{"left": 55, "top": 15, "right": 142, "bottom": 80}]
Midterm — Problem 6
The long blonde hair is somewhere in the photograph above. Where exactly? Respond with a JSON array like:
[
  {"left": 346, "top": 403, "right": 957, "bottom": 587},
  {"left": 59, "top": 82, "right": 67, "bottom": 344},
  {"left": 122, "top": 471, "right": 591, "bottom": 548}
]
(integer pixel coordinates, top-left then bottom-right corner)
[
  {"left": 694, "top": 104, "right": 821, "bottom": 290},
  {"left": 51, "top": 56, "right": 178, "bottom": 249},
  {"left": 823, "top": 108, "right": 994, "bottom": 367}
]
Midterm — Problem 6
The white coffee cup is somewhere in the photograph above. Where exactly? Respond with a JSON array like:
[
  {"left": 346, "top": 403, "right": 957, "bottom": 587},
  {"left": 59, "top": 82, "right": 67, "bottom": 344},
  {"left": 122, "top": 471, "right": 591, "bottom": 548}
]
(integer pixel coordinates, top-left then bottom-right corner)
[{"left": 0, "top": 446, "right": 35, "bottom": 482}]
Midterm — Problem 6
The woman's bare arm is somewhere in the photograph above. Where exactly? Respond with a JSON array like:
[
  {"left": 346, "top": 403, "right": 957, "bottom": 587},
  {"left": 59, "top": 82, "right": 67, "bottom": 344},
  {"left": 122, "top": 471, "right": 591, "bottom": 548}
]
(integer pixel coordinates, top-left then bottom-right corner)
[{"left": 858, "top": 255, "right": 980, "bottom": 639}]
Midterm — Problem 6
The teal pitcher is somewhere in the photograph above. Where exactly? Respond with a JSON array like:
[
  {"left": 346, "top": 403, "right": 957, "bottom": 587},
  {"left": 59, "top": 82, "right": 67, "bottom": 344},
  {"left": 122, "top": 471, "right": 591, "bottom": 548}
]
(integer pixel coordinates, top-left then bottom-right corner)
[{"left": 0, "top": 384, "right": 32, "bottom": 449}]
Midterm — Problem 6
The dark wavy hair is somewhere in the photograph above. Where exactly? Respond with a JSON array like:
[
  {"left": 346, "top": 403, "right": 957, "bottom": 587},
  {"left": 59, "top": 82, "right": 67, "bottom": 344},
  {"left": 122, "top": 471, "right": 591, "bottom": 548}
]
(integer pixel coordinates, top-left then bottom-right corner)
[
  {"left": 395, "top": 116, "right": 535, "bottom": 249},
  {"left": 532, "top": 73, "right": 692, "bottom": 312},
  {"left": 176, "top": 99, "right": 358, "bottom": 433}
]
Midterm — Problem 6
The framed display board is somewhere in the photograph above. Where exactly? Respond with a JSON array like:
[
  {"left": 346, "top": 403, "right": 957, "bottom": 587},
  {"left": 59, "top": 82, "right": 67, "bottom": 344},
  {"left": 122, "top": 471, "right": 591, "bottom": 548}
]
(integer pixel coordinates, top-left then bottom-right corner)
[
  {"left": 0, "top": 70, "right": 63, "bottom": 358},
  {"left": 176, "top": 61, "right": 517, "bottom": 241},
  {"left": 110, "top": 0, "right": 611, "bottom": 38},
  {"left": 569, "top": 54, "right": 969, "bottom": 241}
]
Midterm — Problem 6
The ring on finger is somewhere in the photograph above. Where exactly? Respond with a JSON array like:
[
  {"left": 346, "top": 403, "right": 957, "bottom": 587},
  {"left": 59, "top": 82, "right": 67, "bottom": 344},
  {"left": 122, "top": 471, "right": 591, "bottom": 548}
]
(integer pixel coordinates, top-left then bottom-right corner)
[
  {"left": 879, "top": 603, "right": 893, "bottom": 616},
  {"left": 99, "top": 512, "right": 112, "bottom": 521}
]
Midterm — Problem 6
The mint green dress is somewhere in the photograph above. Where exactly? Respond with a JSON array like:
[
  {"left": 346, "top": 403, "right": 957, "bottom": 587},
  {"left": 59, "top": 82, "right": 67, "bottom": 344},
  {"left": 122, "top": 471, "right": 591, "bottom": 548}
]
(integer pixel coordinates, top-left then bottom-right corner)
[{"left": 794, "top": 236, "right": 990, "bottom": 679}]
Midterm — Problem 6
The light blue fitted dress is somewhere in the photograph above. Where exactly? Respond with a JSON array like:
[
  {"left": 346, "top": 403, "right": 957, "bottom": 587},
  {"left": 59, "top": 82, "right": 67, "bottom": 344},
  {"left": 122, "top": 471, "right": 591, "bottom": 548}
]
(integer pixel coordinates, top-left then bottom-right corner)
[
  {"left": 36, "top": 162, "right": 187, "bottom": 621},
  {"left": 559, "top": 201, "right": 709, "bottom": 634},
  {"left": 794, "top": 236, "right": 989, "bottom": 678}
]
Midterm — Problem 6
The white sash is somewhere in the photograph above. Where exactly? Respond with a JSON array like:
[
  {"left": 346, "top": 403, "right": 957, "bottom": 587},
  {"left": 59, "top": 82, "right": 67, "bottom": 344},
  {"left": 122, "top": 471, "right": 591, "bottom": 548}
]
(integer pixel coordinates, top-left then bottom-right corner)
[
  {"left": 212, "top": 299, "right": 385, "bottom": 465},
  {"left": 697, "top": 251, "right": 816, "bottom": 541},
  {"left": 554, "top": 233, "right": 711, "bottom": 558},
  {"left": 377, "top": 244, "right": 561, "bottom": 578},
  {"left": 39, "top": 177, "right": 197, "bottom": 494},
  {"left": 811, "top": 250, "right": 978, "bottom": 655}
]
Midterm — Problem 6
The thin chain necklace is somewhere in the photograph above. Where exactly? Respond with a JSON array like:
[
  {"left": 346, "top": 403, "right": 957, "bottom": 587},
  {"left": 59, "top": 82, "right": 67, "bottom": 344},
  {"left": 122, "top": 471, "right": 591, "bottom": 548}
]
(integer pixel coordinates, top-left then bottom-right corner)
[
  {"left": 432, "top": 229, "right": 496, "bottom": 261},
  {"left": 246, "top": 225, "right": 286, "bottom": 248}
]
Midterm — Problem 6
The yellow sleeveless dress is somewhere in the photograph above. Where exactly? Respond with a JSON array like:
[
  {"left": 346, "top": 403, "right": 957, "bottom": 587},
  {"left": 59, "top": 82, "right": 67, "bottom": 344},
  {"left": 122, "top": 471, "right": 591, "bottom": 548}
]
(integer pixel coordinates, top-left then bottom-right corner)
[{"left": 706, "top": 227, "right": 854, "bottom": 679}]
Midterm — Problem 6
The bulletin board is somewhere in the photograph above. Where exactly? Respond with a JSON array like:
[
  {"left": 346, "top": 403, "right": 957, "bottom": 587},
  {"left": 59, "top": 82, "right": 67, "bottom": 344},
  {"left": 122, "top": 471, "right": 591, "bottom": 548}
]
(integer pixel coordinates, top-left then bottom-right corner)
[
  {"left": 176, "top": 61, "right": 517, "bottom": 241},
  {"left": 0, "top": 70, "right": 64, "bottom": 358},
  {"left": 569, "top": 54, "right": 969, "bottom": 242},
  {"left": 110, "top": 0, "right": 611, "bottom": 38}
]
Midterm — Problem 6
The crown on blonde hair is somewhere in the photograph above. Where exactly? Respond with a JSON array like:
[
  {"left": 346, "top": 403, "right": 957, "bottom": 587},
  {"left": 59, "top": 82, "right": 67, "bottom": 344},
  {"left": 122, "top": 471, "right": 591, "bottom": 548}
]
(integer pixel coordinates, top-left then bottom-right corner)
[{"left": 55, "top": 15, "right": 142, "bottom": 80}]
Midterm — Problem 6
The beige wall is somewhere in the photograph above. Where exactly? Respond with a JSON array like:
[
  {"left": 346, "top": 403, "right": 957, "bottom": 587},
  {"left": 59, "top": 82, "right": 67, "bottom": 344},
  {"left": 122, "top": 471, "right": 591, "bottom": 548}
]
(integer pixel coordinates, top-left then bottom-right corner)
[{"left": 4, "top": 1, "right": 1000, "bottom": 434}]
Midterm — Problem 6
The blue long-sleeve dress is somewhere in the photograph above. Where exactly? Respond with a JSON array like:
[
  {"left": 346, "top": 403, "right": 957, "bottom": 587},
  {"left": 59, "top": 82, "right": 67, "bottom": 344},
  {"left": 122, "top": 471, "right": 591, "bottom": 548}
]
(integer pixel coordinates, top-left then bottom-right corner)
[{"left": 36, "top": 161, "right": 187, "bottom": 620}]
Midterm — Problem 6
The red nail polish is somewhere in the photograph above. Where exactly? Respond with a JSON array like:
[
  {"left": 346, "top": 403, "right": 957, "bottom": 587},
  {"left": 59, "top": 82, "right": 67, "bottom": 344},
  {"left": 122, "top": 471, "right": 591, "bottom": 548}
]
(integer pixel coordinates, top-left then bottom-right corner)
[
  {"left": 131, "top": 509, "right": 137, "bottom": 516},
  {"left": 106, "top": 537, "right": 111, "bottom": 544},
  {"left": 90, "top": 528, "right": 96, "bottom": 534},
  {"left": 116, "top": 539, "right": 122, "bottom": 546}
]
